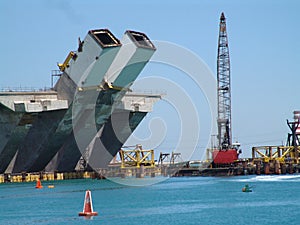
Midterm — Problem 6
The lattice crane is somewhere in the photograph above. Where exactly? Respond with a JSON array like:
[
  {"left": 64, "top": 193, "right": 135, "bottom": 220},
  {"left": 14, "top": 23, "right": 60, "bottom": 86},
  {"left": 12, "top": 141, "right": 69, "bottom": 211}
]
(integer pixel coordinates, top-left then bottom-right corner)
[
  {"left": 211, "top": 12, "right": 240, "bottom": 165},
  {"left": 217, "top": 12, "right": 232, "bottom": 149}
]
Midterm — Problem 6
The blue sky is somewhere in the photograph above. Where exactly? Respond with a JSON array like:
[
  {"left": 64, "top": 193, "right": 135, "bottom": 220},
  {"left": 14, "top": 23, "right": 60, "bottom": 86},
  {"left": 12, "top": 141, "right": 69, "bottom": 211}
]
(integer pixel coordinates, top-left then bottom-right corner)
[{"left": 0, "top": 0, "right": 299, "bottom": 159}]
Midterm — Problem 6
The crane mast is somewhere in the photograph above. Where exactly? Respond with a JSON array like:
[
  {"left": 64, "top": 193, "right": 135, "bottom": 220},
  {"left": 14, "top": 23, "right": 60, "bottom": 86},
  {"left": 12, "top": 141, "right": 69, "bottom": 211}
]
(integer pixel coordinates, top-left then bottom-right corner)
[{"left": 217, "top": 12, "right": 232, "bottom": 149}]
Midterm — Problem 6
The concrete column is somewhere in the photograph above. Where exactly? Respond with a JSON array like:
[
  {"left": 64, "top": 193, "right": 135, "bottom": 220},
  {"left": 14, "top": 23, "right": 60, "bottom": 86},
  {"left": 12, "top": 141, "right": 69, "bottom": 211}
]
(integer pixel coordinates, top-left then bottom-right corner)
[
  {"left": 256, "top": 162, "right": 261, "bottom": 175},
  {"left": 274, "top": 160, "right": 281, "bottom": 174},
  {"left": 280, "top": 163, "right": 286, "bottom": 174},
  {"left": 4, "top": 173, "right": 10, "bottom": 183},
  {"left": 120, "top": 168, "right": 126, "bottom": 178},
  {"left": 162, "top": 166, "right": 168, "bottom": 177},
  {"left": 39, "top": 171, "right": 43, "bottom": 180},
  {"left": 289, "top": 162, "right": 294, "bottom": 174},
  {"left": 135, "top": 168, "right": 140, "bottom": 178},
  {"left": 21, "top": 172, "right": 26, "bottom": 182},
  {"left": 242, "top": 161, "right": 247, "bottom": 175},
  {"left": 264, "top": 163, "right": 270, "bottom": 175},
  {"left": 139, "top": 165, "right": 145, "bottom": 178}
]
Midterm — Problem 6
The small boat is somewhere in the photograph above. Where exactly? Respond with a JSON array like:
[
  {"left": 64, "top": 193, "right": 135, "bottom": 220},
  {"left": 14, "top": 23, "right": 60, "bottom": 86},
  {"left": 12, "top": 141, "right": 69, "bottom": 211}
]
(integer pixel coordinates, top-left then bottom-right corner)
[{"left": 242, "top": 184, "right": 252, "bottom": 192}]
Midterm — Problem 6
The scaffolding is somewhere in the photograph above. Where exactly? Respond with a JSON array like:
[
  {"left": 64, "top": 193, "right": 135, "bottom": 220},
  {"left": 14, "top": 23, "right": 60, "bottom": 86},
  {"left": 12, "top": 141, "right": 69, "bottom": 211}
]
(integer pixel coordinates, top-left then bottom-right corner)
[
  {"left": 252, "top": 146, "right": 300, "bottom": 164},
  {"left": 119, "top": 145, "right": 155, "bottom": 169}
]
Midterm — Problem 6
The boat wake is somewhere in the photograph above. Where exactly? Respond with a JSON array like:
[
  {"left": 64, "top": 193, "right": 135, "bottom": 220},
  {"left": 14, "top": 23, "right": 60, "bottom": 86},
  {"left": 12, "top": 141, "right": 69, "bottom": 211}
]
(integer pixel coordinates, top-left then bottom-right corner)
[{"left": 235, "top": 174, "right": 300, "bottom": 182}]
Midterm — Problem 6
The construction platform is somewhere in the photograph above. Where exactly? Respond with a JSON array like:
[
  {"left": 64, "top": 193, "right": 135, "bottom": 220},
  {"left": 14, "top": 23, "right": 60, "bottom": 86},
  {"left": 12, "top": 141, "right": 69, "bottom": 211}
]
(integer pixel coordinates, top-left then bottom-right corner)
[
  {"left": 0, "top": 171, "right": 102, "bottom": 184},
  {"left": 2, "top": 140, "right": 300, "bottom": 183},
  {"left": 2, "top": 160, "right": 300, "bottom": 184}
]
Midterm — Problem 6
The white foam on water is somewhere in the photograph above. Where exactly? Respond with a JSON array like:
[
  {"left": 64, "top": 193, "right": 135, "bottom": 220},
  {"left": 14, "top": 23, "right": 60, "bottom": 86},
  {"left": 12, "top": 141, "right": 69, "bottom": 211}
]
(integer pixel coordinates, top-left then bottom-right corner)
[{"left": 234, "top": 174, "right": 300, "bottom": 182}]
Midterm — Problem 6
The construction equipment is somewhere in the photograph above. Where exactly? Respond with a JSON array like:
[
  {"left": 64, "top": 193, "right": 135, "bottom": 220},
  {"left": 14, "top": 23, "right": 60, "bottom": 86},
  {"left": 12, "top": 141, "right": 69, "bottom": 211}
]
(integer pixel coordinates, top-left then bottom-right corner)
[
  {"left": 57, "top": 51, "right": 76, "bottom": 72},
  {"left": 217, "top": 12, "right": 232, "bottom": 149},
  {"left": 213, "top": 12, "right": 240, "bottom": 165},
  {"left": 252, "top": 145, "right": 300, "bottom": 164},
  {"left": 119, "top": 145, "right": 155, "bottom": 168},
  {"left": 286, "top": 111, "right": 300, "bottom": 163},
  {"left": 251, "top": 112, "right": 300, "bottom": 174}
]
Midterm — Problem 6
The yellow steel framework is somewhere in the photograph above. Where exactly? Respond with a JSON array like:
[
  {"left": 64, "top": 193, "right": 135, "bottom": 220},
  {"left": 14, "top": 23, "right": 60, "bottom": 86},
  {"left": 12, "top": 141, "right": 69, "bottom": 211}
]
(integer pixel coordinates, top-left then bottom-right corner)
[
  {"left": 58, "top": 51, "right": 75, "bottom": 72},
  {"left": 252, "top": 146, "right": 300, "bottom": 164},
  {"left": 119, "top": 147, "right": 155, "bottom": 169}
]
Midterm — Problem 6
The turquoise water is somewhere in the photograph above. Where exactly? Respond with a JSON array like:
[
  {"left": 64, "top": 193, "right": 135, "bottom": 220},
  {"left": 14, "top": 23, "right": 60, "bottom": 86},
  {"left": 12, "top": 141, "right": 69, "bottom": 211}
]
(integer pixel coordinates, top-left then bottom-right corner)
[{"left": 1, "top": 175, "right": 300, "bottom": 225}]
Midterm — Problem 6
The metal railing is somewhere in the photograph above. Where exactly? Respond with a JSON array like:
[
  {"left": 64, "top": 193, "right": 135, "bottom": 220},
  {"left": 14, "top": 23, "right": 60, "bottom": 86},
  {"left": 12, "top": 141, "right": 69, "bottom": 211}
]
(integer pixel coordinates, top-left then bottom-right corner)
[{"left": 0, "top": 86, "right": 52, "bottom": 92}]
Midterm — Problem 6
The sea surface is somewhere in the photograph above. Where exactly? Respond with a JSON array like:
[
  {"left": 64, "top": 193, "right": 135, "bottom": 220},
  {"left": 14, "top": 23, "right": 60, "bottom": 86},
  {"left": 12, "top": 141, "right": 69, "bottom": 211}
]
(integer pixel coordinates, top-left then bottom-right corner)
[{"left": 1, "top": 175, "right": 300, "bottom": 225}]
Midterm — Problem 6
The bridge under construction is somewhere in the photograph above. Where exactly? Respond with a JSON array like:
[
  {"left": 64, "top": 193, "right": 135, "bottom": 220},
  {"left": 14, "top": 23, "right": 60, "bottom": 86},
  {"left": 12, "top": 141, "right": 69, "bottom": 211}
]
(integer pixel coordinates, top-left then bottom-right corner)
[
  {"left": 0, "top": 29, "right": 161, "bottom": 176},
  {"left": 1, "top": 15, "right": 299, "bottom": 184}
]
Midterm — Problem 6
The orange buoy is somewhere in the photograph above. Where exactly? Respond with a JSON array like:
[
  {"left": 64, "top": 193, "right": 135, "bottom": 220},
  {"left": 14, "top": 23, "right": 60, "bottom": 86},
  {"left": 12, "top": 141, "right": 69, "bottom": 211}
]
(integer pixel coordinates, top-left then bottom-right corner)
[
  {"left": 35, "top": 179, "right": 43, "bottom": 189},
  {"left": 78, "top": 190, "right": 98, "bottom": 217}
]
